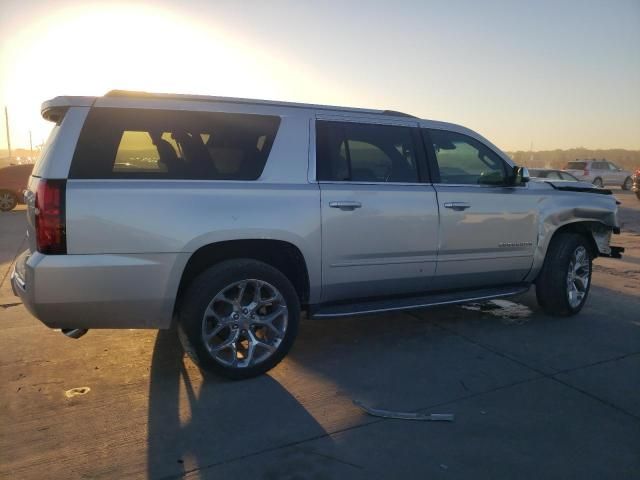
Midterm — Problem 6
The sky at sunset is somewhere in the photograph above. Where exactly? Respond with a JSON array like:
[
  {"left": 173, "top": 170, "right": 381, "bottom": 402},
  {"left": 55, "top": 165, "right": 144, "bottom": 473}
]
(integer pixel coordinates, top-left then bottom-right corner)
[{"left": 0, "top": 0, "right": 639, "bottom": 152}]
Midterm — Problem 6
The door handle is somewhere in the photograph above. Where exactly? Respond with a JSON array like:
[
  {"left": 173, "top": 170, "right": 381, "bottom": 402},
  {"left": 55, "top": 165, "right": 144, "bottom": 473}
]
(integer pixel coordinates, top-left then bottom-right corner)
[
  {"left": 329, "top": 201, "right": 362, "bottom": 211},
  {"left": 443, "top": 202, "right": 471, "bottom": 211}
]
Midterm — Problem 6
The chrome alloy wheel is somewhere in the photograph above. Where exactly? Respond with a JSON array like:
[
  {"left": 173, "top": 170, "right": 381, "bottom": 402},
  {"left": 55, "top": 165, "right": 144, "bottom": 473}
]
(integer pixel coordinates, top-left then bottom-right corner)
[
  {"left": 566, "top": 246, "right": 590, "bottom": 308},
  {"left": 202, "top": 279, "right": 288, "bottom": 368}
]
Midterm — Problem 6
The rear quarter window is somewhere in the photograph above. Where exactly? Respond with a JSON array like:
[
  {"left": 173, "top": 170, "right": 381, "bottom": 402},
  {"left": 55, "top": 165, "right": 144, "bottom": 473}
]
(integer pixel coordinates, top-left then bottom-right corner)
[
  {"left": 31, "top": 124, "right": 62, "bottom": 178},
  {"left": 70, "top": 108, "right": 281, "bottom": 180}
]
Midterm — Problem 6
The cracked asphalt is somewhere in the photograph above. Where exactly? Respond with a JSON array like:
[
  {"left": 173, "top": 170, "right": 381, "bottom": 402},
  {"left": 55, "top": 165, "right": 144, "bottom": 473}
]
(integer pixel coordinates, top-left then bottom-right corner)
[{"left": 1, "top": 191, "right": 639, "bottom": 479}]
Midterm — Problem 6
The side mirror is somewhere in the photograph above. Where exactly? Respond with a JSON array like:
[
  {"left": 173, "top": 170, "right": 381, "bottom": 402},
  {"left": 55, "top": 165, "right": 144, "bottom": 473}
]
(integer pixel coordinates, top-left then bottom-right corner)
[{"left": 512, "top": 166, "right": 530, "bottom": 185}]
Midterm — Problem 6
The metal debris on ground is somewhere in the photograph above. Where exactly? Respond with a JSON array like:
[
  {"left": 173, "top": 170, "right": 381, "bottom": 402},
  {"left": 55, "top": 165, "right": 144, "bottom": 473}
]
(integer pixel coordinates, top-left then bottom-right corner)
[
  {"left": 64, "top": 387, "right": 91, "bottom": 398},
  {"left": 461, "top": 299, "right": 533, "bottom": 325},
  {"left": 353, "top": 400, "right": 454, "bottom": 422}
]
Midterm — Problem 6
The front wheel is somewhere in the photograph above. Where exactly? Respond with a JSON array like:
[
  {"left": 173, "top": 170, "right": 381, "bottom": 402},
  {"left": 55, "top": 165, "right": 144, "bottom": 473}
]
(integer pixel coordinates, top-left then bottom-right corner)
[
  {"left": 536, "top": 233, "right": 593, "bottom": 316},
  {"left": 177, "top": 259, "right": 300, "bottom": 379},
  {"left": 592, "top": 177, "right": 603, "bottom": 188},
  {"left": 622, "top": 177, "right": 632, "bottom": 190}
]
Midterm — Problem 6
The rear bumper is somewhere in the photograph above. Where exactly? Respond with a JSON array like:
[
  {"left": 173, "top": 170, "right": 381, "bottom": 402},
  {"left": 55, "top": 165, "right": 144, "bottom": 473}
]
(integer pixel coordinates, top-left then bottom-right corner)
[{"left": 11, "top": 250, "right": 186, "bottom": 329}]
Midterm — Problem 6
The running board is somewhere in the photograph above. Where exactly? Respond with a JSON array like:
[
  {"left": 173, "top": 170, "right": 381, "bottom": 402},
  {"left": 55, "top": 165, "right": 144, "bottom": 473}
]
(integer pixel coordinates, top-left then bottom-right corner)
[{"left": 311, "top": 284, "right": 530, "bottom": 319}]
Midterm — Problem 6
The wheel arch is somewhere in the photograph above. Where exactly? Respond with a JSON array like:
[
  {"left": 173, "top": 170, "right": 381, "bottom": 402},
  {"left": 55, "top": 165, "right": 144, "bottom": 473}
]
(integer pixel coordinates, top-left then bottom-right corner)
[
  {"left": 526, "top": 218, "right": 616, "bottom": 283},
  {"left": 545, "top": 221, "right": 602, "bottom": 258},
  {"left": 173, "top": 239, "right": 311, "bottom": 314}
]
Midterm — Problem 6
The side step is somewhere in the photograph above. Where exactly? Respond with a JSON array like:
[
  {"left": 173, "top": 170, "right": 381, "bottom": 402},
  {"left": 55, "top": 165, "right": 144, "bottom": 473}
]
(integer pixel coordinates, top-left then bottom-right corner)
[{"left": 311, "top": 284, "right": 530, "bottom": 319}]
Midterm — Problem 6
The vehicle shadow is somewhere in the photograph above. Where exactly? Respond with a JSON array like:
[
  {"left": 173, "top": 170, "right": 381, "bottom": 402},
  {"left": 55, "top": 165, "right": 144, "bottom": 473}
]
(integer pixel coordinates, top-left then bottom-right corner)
[
  {"left": 146, "top": 284, "right": 640, "bottom": 478},
  {"left": 146, "top": 328, "right": 337, "bottom": 479}
]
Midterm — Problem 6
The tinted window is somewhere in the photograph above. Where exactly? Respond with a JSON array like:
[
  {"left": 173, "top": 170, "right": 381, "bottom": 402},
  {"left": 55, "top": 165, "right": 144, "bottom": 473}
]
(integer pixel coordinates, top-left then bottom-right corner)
[
  {"left": 566, "top": 161, "right": 586, "bottom": 170},
  {"left": 560, "top": 172, "right": 577, "bottom": 181},
  {"left": 427, "top": 129, "right": 508, "bottom": 185},
  {"left": 529, "top": 169, "right": 543, "bottom": 177},
  {"left": 546, "top": 171, "right": 562, "bottom": 180},
  {"left": 316, "top": 121, "right": 419, "bottom": 183},
  {"left": 71, "top": 109, "right": 280, "bottom": 180}
]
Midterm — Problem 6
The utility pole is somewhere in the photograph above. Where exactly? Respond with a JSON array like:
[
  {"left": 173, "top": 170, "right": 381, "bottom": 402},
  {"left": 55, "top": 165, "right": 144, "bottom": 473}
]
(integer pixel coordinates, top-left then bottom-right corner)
[{"left": 4, "top": 106, "right": 11, "bottom": 162}]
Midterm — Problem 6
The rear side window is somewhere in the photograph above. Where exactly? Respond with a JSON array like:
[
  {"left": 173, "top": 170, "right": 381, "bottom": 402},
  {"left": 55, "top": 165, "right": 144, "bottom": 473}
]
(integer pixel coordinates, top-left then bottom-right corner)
[
  {"left": 71, "top": 109, "right": 280, "bottom": 180},
  {"left": 316, "top": 121, "right": 420, "bottom": 183}
]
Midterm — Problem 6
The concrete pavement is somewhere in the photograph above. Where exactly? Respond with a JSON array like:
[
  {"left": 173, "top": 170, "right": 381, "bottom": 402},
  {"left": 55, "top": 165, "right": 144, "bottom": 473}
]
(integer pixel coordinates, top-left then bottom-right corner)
[{"left": 1, "top": 193, "right": 639, "bottom": 479}]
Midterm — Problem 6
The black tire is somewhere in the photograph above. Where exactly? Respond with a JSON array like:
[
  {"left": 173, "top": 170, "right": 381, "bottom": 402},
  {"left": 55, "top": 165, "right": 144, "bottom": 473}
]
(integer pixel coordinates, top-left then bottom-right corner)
[
  {"left": 535, "top": 233, "right": 593, "bottom": 316},
  {"left": 0, "top": 190, "right": 18, "bottom": 212},
  {"left": 592, "top": 177, "right": 603, "bottom": 188},
  {"left": 177, "top": 259, "right": 300, "bottom": 379},
  {"left": 622, "top": 177, "right": 632, "bottom": 190}
]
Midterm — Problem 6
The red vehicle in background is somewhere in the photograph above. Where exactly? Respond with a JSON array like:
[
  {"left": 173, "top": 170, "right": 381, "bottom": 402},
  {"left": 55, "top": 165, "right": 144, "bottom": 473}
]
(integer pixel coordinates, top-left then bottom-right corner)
[{"left": 0, "top": 164, "right": 34, "bottom": 211}]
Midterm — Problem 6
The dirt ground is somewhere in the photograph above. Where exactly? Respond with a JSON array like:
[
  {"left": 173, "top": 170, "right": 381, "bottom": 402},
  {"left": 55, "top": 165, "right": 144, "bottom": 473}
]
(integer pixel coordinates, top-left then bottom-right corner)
[{"left": 0, "top": 190, "right": 638, "bottom": 479}]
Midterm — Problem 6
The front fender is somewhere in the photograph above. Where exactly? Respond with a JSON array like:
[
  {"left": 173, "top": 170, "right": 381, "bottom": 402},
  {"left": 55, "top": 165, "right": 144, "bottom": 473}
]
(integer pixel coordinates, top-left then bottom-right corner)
[{"left": 525, "top": 191, "right": 619, "bottom": 282}]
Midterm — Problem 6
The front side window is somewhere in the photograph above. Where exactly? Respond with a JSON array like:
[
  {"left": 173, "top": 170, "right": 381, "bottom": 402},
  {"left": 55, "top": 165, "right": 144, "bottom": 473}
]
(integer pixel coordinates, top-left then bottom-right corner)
[
  {"left": 71, "top": 109, "right": 280, "bottom": 180},
  {"left": 316, "top": 121, "right": 419, "bottom": 183},
  {"left": 426, "top": 129, "right": 508, "bottom": 185}
]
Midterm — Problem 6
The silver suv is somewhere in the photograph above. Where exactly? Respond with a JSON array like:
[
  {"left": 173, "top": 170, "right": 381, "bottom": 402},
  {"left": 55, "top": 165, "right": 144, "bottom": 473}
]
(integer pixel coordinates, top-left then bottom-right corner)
[
  {"left": 12, "top": 91, "right": 624, "bottom": 379},
  {"left": 565, "top": 159, "right": 633, "bottom": 189}
]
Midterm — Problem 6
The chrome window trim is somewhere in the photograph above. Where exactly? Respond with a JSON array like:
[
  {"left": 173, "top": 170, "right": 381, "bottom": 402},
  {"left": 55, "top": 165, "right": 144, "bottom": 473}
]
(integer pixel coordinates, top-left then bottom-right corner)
[
  {"left": 315, "top": 113, "right": 419, "bottom": 128},
  {"left": 318, "top": 181, "right": 433, "bottom": 187},
  {"left": 307, "top": 116, "right": 316, "bottom": 183},
  {"left": 432, "top": 182, "right": 529, "bottom": 189}
]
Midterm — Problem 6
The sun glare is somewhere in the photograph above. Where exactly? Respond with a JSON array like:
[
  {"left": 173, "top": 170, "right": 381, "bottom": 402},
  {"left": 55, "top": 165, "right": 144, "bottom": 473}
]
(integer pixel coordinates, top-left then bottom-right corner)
[{"left": 1, "top": 2, "right": 327, "bottom": 147}]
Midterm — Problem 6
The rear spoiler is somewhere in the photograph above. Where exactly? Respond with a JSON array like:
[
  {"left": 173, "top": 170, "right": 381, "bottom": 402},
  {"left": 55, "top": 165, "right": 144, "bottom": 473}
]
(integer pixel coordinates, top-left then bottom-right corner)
[{"left": 41, "top": 96, "right": 96, "bottom": 122}]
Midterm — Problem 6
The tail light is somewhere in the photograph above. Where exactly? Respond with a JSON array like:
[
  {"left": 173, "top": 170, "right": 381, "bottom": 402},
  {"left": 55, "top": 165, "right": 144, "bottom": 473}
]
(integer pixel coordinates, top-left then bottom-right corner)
[
  {"left": 583, "top": 166, "right": 590, "bottom": 177},
  {"left": 35, "top": 179, "right": 67, "bottom": 254}
]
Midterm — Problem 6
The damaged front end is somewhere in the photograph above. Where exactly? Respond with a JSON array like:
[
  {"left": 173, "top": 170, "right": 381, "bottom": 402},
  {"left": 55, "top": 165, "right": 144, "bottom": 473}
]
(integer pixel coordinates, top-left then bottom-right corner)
[
  {"left": 589, "top": 223, "right": 624, "bottom": 258},
  {"left": 526, "top": 184, "right": 624, "bottom": 281}
]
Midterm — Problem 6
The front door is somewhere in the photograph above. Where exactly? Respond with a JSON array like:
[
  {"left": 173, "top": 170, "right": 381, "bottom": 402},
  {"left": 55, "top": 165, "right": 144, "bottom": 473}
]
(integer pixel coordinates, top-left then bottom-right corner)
[
  {"left": 317, "top": 119, "right": 439, "bottom": 302},
  {"left": 424, "top": 128, "right": 538, "bottom": 290}
]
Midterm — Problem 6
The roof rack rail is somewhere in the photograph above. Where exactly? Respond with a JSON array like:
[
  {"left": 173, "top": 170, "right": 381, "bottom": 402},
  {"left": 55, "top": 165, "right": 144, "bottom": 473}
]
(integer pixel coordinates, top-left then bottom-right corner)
[
  {"left": 381, "top": 110, "right": 417, "bottom": 119},
  {"left": 103, "top": 90, "right": 418, "bottom": 119}
]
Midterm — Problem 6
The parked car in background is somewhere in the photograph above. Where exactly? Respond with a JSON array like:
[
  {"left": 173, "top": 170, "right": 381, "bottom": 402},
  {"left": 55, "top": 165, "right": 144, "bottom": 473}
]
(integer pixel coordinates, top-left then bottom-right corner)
[
  {"left": 632, "top": 168, "right": 640, "bottom": 200},
  {"left": 529, "top": 169, "right": 579, "bottom": 181},
  {"left": 564, "top": 159, "right": 633, "bottom": 189},
  {"left": 11, "top": 91, "right": 624, "bottom": 379},
  {"left": 0, "top": 163, "right": 34, "bottom": 211}
]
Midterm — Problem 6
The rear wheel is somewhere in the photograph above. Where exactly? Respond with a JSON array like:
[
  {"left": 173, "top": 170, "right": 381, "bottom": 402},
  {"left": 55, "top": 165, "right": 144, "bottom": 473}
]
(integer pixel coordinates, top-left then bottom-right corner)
[
  {"left": 622, "top": 177, "right": 632, "bottom": 190},
  {"left": 536, "top": 233, "right": 593, "bottom": 316},
  {"left": 592, "top": 177, "right": 603, "bottom": 188},
  {"left": 177, "top": 259, "right": 300, "bottom": 379},
  {"left": 0, "top": 190, "right": 17, "bottom": 211}
]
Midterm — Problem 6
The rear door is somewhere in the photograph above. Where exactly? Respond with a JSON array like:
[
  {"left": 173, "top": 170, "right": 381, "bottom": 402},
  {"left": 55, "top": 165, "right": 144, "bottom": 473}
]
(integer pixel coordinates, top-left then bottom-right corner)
[
  {"left": 592, "top": 161, "right": 609, "bottom": 183},
  {"left": 317, "top": 118, "right": 439, "bottom": 302},
  {"left": 423, "top": 128, "right": 538, "bottom": 290}
]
